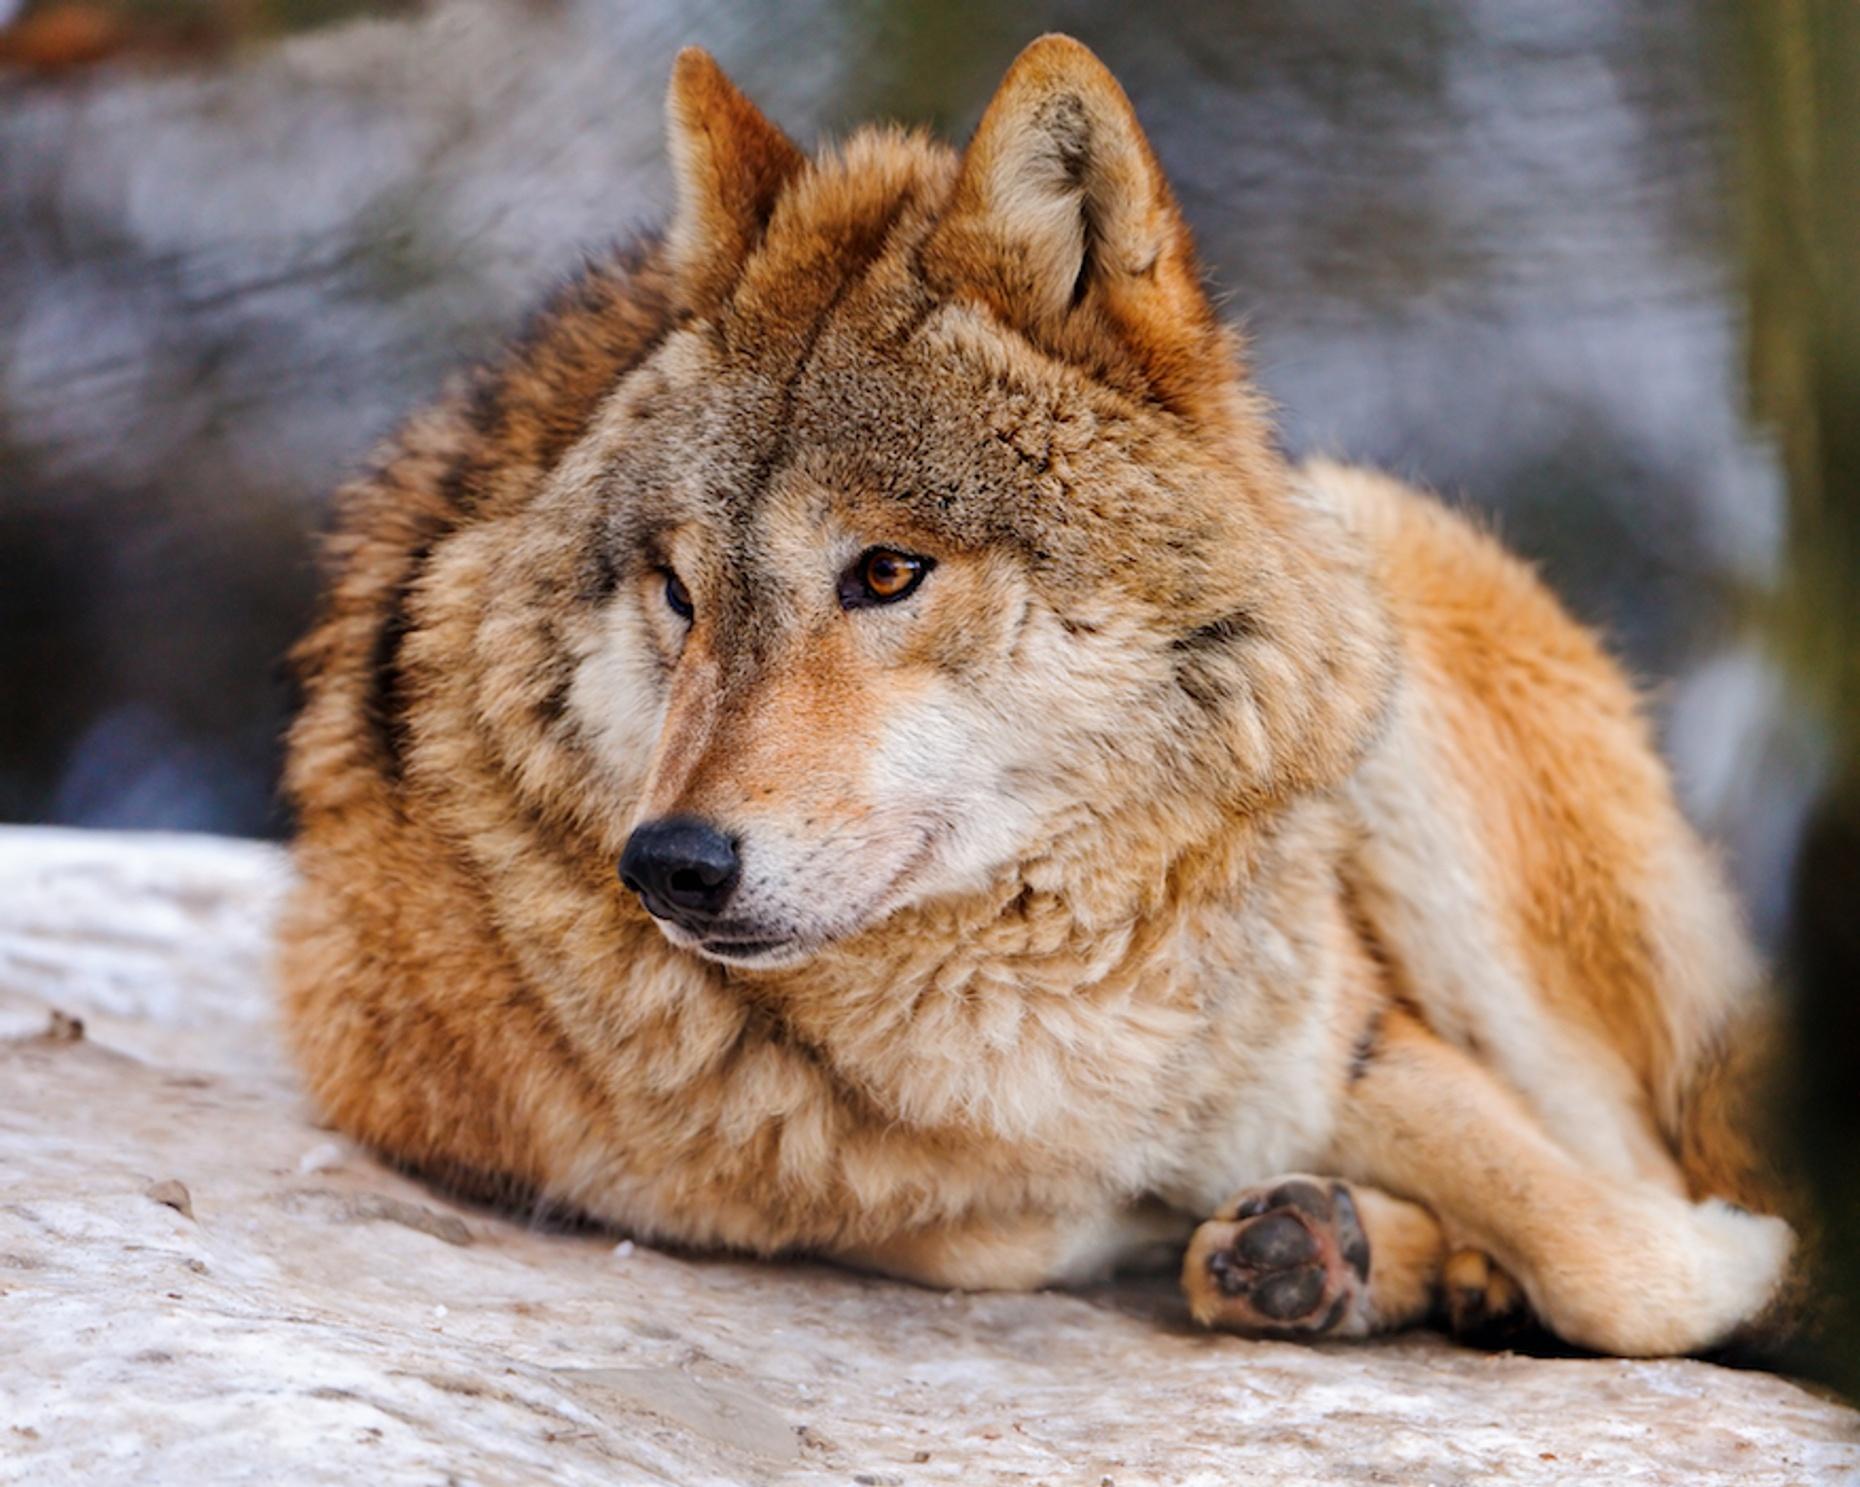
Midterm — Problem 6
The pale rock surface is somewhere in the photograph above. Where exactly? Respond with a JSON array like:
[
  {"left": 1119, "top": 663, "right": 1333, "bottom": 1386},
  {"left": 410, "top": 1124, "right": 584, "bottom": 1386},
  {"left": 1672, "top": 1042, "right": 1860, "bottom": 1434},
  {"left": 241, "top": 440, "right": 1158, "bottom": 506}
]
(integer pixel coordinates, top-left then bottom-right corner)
[{"left": 1, "top": 827, "right": 1855, "bottom": 1486}]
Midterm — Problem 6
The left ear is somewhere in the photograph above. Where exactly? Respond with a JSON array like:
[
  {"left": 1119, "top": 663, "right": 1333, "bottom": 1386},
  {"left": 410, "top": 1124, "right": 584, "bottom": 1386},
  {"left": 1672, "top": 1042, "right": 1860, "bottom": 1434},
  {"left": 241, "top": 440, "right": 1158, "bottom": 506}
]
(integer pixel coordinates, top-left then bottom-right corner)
[{"left": 924, "top": 35, "right": 1228, "bottom": 411}]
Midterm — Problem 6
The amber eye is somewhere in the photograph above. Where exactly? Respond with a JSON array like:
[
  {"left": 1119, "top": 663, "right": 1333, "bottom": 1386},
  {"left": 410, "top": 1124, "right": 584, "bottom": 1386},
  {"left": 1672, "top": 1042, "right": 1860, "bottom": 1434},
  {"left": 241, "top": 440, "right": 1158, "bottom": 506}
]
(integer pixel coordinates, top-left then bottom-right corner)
[
  {"left": 839, "top": 548, "right": 934, "bottom": 611},
  {"left": 663, "top": 570, "right": 693, "bottom": 622}
]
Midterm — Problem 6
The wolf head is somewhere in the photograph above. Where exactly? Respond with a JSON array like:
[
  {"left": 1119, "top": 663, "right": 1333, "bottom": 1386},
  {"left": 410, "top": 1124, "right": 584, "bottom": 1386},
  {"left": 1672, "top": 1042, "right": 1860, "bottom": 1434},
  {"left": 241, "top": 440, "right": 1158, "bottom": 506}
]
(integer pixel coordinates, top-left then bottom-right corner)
[{"left": 470, "top": 38, "right": 1393, "bottom": 968}]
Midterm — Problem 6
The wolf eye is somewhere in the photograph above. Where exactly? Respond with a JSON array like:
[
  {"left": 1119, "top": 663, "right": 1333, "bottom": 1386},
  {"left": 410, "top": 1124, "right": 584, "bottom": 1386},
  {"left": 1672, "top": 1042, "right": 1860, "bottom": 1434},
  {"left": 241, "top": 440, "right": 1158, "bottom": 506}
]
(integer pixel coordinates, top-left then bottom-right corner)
[
  {"left": 662, "top": 570, "right": 693, "bottom": 622},
  {"left": 839, "top": 549, "right": 933, "bottom": 611}
]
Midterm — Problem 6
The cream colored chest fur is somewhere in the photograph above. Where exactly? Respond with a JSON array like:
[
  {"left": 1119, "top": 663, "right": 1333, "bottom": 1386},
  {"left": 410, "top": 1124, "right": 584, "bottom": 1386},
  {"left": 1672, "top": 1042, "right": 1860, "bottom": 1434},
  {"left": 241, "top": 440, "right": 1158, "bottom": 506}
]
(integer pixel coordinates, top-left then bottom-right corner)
[{"left": 507, "top": 803, "right": 1367, "bottom": 1257}]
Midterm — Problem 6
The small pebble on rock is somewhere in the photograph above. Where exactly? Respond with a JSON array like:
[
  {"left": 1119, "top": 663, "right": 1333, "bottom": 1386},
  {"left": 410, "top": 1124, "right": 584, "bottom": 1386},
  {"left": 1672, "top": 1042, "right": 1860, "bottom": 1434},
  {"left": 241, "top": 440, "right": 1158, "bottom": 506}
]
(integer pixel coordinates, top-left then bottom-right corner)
[
  {"left": 297, "top": 1142, "right": 346, "bottom": 1175},
  {"left": 145, "top": 1179, "right": 193, "bottom": 1220}
]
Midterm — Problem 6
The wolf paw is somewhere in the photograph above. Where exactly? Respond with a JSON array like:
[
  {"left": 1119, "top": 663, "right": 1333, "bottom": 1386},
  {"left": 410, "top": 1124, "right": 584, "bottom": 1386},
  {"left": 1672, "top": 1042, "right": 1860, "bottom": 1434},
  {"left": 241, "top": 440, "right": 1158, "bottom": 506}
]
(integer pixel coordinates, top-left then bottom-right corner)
[
  {"left": 1441, "top": 1246, "right": 1530, "bottom": 1343},
  {"left": 1535, "top": 1196, "right": 1795, "bottom": 1356},
  {"left": 1183, "top": 1177, "right": 1370, "bottom": 1337}
]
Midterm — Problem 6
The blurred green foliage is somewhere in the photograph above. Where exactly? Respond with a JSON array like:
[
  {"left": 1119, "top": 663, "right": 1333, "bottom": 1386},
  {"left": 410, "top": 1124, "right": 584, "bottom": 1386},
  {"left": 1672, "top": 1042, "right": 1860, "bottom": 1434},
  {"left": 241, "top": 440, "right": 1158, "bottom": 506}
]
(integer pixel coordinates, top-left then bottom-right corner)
[{"left": 1741, "top": 3, "right": 1860, "bottom": 763}]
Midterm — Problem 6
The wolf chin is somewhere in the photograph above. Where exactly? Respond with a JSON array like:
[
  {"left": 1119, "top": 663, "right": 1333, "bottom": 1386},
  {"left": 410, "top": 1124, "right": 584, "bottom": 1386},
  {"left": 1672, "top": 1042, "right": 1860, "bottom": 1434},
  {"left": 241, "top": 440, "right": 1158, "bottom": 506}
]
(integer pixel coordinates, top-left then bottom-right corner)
[{"left": 281, "top": 35, "right": 1795, "bottom": 1355}]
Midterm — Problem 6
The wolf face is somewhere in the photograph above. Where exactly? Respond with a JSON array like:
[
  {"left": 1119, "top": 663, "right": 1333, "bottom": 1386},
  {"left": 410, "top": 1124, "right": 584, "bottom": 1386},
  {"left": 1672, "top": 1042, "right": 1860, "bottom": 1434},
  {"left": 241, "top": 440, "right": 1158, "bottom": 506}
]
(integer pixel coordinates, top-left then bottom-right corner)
[{"left": 473, "top": 41, "right": 1395, "bottom": 968}]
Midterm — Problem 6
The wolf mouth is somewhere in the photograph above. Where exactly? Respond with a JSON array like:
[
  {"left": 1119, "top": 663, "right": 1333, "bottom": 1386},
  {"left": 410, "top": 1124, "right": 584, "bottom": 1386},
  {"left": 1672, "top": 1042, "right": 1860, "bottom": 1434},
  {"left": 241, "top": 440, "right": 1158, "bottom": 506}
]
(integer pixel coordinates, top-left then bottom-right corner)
[
  {"left": 635, "top": 899, "right": 792, "bottom": 954},
  {"left": 630, "top": 900, "right": 807, "bottom": 963},
  {"left": 698, "top": 936, "right": 799, "bottom": 962}
]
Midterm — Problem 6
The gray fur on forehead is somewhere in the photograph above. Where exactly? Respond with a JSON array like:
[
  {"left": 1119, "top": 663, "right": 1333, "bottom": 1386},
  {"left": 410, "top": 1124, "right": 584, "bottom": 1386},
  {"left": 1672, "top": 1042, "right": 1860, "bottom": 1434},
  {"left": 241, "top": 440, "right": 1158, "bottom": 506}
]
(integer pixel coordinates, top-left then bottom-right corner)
[{"left": 620, "top": 327, "right": 1169, "bottom": 569}]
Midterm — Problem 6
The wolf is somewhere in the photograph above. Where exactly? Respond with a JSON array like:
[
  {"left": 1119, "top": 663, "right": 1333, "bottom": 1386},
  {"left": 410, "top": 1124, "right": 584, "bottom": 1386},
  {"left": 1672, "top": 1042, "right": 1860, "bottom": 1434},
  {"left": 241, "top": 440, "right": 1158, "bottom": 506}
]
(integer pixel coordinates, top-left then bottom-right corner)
[{"left": 280, "top": 35, "right": 1796, "bottom": 1355}]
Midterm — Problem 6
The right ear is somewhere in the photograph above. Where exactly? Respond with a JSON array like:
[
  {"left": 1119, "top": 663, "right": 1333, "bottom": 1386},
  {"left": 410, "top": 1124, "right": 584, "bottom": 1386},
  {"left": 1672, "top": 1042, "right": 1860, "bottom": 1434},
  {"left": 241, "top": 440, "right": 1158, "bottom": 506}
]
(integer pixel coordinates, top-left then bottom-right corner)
[
  {"left": 664, "top": 47, "right": 806, "bottom": 312},
  {"left": 922, "top": 35, "right": 1230, "bottom": 416}
]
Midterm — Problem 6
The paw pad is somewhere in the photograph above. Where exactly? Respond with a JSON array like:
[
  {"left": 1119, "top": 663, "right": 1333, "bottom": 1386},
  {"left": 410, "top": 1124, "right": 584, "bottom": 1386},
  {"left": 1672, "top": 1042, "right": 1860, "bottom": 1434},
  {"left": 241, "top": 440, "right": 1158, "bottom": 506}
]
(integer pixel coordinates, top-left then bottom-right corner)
[{"left": 1187, "top": 1178, "right": 1369, "bottom": 1336}]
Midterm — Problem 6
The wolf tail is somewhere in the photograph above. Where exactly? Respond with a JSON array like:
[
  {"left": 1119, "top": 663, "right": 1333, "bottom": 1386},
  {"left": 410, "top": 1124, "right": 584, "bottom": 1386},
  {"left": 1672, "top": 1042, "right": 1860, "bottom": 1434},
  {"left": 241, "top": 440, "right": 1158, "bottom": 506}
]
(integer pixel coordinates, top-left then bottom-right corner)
[
  {"left": 1664, "top": 999, "right": 1813, "bottom": 1352},
  {"left": 1668, "top": 1008, "right": 1785, "bottom": 1205}
]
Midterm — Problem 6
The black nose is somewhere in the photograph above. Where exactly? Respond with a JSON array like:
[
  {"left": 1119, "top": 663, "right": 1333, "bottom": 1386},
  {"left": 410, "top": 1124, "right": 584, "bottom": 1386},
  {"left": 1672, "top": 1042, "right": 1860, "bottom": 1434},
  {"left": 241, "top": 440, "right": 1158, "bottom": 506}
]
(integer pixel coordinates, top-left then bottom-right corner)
[{"left": 618, "top": 816, "right": 740, "bottom": 923}]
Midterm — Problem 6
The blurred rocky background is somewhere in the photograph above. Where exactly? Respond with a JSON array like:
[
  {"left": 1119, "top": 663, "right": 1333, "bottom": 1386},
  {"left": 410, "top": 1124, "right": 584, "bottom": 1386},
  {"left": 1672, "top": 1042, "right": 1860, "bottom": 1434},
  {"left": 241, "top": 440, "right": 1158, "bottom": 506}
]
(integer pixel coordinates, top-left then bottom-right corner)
[{"left": 0, "top": 0, "right": 1836, "bottom": 954}]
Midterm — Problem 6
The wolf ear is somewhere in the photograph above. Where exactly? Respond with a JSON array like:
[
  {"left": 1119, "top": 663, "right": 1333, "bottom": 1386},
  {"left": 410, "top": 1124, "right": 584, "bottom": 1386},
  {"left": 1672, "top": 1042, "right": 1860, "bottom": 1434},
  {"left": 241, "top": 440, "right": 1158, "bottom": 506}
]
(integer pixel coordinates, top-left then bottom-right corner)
[
  {"left": 664, "top": 47, "right": 806, "bottom": 311},
  {"left": 925, "top": 35, "right": 1226, "bottom": 409}
]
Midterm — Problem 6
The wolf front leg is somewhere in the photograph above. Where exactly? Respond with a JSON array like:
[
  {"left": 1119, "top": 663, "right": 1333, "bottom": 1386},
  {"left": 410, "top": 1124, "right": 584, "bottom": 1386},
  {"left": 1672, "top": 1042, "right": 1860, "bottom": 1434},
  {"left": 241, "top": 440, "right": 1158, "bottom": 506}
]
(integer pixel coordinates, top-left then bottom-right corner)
[{"left": 1320, "top": 1008, "right": 1792, "bottom": 1356}]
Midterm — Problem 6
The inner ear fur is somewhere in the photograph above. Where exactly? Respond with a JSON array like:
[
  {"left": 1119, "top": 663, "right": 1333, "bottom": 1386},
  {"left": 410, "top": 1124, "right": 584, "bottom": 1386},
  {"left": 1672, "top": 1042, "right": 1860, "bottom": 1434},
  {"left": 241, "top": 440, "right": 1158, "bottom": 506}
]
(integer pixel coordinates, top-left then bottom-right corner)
[
  {"left": 924, "top": 34, "right": 1231, "bottom": 416},
  {"left": 664, "top": 47, "right": 806, "bottom": 313}
]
